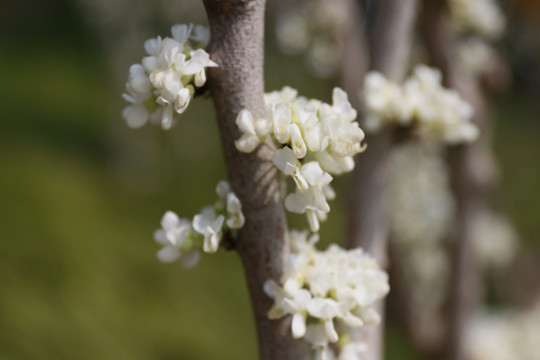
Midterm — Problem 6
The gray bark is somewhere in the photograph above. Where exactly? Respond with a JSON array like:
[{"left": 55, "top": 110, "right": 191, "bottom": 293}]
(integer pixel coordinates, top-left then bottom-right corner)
[
  {"left": 421, "top": 1, "right": 487, "bottom": 359},
  {"left": 202, "top": 1, "right": 308, "bottom": 359},
  {"left": 346, "top": 1, "right": 419, "bottom": 359}
]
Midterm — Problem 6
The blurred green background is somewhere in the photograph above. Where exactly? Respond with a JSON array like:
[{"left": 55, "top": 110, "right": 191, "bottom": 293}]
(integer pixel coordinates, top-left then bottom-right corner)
[{"left": 0, "top": 0, "right": 539, "bottom": 359}]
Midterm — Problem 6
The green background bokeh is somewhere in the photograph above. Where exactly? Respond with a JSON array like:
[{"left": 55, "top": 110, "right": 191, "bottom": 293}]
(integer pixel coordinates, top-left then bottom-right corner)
[{"left": 0, "top": 0, "right": 539, "bottom": 359}]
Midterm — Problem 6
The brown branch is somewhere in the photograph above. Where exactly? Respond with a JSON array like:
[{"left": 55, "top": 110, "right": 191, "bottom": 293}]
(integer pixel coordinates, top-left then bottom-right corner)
[
  {"left": 202, "top": 1, "right": 308, "bottom": 359},
  {"left": 345, "top": 0, "right": 419, "bottom": 359}
]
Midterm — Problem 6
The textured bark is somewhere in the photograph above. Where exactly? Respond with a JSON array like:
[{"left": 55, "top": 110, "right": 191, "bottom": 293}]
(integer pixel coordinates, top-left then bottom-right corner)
[
  {"left": 346, "top": 0, "right": 419, "bottom": 359},
  {"left": 202, "top": 1, "right": 308, "bottom": 359},
  {"left": 421, "top": 1, "right": 488, "bottom": 359}
]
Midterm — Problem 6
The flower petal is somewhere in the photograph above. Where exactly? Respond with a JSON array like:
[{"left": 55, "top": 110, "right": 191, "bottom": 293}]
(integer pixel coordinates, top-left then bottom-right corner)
[
  {"left": 291, "top": 313, "right": 306, "bottom": 338},
  {"left": 156, "top": 245, "right": 180, "bottom": 263}
]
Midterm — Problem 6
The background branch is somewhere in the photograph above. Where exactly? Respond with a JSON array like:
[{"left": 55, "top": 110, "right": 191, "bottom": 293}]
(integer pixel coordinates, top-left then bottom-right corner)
[
  {"left": 421, "top": 1, "right": 490, "bottom": 359},
  {"left": 203, "top": 1, "right": 308, "bottom": 358},
  {"left": 345, "top": 0, "right": 419, "bottom": 359}
]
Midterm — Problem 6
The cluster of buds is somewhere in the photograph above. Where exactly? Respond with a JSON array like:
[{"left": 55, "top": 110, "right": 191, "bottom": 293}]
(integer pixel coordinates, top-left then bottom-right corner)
[
  {"left": 236, "top": 87, "right": 365, "bottom": 231},
  {"left": 122, "top": 24, "right": 217, "bottom": 129},
  {"left": 153, "top": 181, "right": 244, "bottom": 268},
  {"left": 264, "top": 230, "right": 389, "bottom": 359},
  {"left": 363, "top": 65, "right": 478, "bottom": 143}
]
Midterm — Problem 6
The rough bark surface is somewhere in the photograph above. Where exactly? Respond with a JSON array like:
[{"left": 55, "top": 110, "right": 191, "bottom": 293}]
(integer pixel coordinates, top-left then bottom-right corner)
[
  {"left": 202, "top": 1, "right": 308, "bottom": 359},
  {"left": 346, "top": 0, "right": 419, "bottom": 359}
]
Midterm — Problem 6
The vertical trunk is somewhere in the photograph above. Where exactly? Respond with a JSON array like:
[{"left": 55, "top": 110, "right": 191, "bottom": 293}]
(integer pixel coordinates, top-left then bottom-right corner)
[
  {"left": 346, "top": 1, "right": 419, "bottom": 359},
  {"left": 202, "top": 1, "right": 309, "bottom": 359},
  {"left": 421, "top": 1, "right": 488, "bottom": 359}
]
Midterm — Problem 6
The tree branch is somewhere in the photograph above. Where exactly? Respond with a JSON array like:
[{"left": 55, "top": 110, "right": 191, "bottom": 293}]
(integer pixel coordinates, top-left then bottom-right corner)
[
  {"left": 421, "top": 1, "right": 487, "bottom": 359},
  {"left": 202, "top": 1, "right": 308, "bottom": 359},
  {"left": 345, "top": 1, "right": 419, "bottom": 359}
]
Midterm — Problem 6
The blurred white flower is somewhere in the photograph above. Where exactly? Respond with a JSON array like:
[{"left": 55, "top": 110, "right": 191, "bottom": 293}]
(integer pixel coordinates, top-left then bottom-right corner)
[
  {"left": 193, "top": 207, "right": 225, "bottom": 253},
  {"left": 274, "top": 0, "right": 347, "bottom": 78},
  {"left": 472, "top": 211, "right": 519, "bottom": 268},
  {"left": 226, "top": 192, "right": 245, "bottom": 229},
  {"left": 363, "top": 65, "right": 478, "bottom": 144},
  {"left": 448, "top": 0, "right": 505, "bottom": 40},
  {"left": 465, "top": 303, "right": 540, "bottom": 360},
  {"left": 154, "top": 211, "right": 201, "bottom": 268},
  {"left": 458, "top": 37, "right": 495, "bottom": 76}
]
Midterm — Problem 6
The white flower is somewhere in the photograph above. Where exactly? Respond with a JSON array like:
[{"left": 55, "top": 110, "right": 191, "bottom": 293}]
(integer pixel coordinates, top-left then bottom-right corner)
[
  {"left": 284, "top": 289, "right": 313, "bottom": 338},
  {"left": 290, "top": 123, "right": 308, "bottom": 158},
  {"left": 153, "top": 181, "right": 244, "bottom": 268},
  {"left": 339, "top": 342, "right": 367, "bottom": 360},
  {"left": 226, "top": 192, "right": 245, "bottom": 229},
  {"left": 265, "top": 233, "right": 389, "bottom": 347},
  {"left": 264, "top": 86, "right": 298, "bottom": 105},
  {"left": 465, "top": 304, "right": 540, "bottom": 360},
  {"left": 122, "top": 104, "right": 150, "bottom": 129},
  {"left": 273, "top": 103, "right": 293, "bottom": 144},
  {"left": 216, "top": 180, "right": 231, "bottom": 199},
  {"left": 122, "top": 24, "right": 217, "bottom": 130},
  {"left": 182, "top": 48, "right": 218, "bottom": 76},
  {"left": 363, "top": 65, "right": 478, "bottom": 144},
  {"left": 363, "top": 72, "right": 405, "bottom": 129},
  {"left": 153, "top": 211, "right": 201, "bottom": 268},
  {"left": 171, "top": 23, "right": 193, "bottom": 43},
  {"left": 238, "top": 86, "right": 364, "bottom": 174},
  {"left": 272, "top": 147, "right": 309, "bottom": 192},
  {"left": 301, "top": 161, "right": 333, "bottom": 189},
  {"left": 305, "top": 324, "right": 336, "bottom": 360},
  {"left": 290, "top": 229, "right": 319, "bottom": 257},
  {"left": 193, "top": 207, "right": 225, "bottom": 253},
  {"left": 285, "top": 188, "right": 330, "bottom": 232},
  {"left": 307, "top": 298, "right": 340, "bottom": 342},
  {"left": 235, "top": 109, "right": 271, "bottom": 153},
  {"left": 449, "top": 0, "right": 506, "bottom": 40},
  {"left": 190, "top": 25, "right": 211, "bottom": 45},
  {"left": 472, "top": 211, "right": 518, "bottom": 268},
  {"left": 299, "top": 105, "right": 322, "bottom": 152}
]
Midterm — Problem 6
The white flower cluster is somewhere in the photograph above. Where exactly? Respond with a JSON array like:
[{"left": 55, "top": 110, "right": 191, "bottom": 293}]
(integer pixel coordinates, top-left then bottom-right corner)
[
  {"left": 264, "top": 230, "right": 389, "bottom": 360},
  {"left": 457, "top": 37, "right": 495, "bottom": 77},
  {"left": 472, "top": 211, "right": 519, "bottom": 268},
  {"left": 387, "top": 142, "right": 454, "bottom": 246},
  {"left": 122, "top": 24, "right": 217, "bottom": 129},
  {"left": 386, "top": 142, "right": 453, "bottom": 311},
  {"left": 153, "top": 181, "right": 244, "bottom": 268},
  {"left": 363, "top": 65, "right": 478, "bottom": 144},
  {"left": 236, "top": 87, "right": 364, "bottom": 232},
  {"left": 448, "top": 0, "right": 505, "bottom": 40},
  {"left": 275, "top": 0, "right": 348, "bottom": 77},
  {"left": 465, "top": 303, "right": 540, "bottom": 360},
  {"left": 447, "top": 0, "right": 505, "bottom": 78}
]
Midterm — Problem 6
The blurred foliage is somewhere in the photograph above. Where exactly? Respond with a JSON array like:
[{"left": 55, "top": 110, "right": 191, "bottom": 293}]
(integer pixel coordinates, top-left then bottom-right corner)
[{"left": 0, "top": 0, "right": 538, "bottom": 359}]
